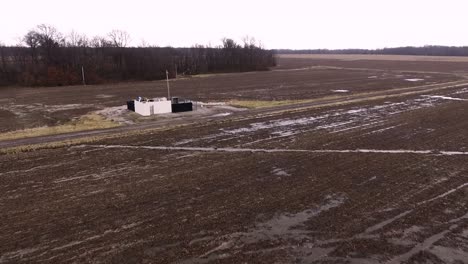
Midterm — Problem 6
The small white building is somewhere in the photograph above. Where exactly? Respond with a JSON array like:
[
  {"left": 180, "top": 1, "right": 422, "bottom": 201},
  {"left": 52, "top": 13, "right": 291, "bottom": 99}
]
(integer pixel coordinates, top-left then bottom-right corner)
[{"left": 131, "top": 97, "right": 172, "bottom": 116}]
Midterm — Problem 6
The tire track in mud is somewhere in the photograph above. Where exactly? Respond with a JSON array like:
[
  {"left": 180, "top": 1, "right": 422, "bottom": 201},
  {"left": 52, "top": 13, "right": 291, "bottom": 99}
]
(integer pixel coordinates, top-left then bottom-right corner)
[
  {"left": 361, "top": 182, "right": 468, "bottom": 236},
  {"left": 174, "top": 179, "right": 467, "bottom": 263},
  {"left": 283, "top": 182, "right": 467, "bottom": 263},
  {"left": 177, "top": 194, "right": 347, "bottom": 264},
  {"left": 386, "top": 212, "right": 468, "bottom": 264}
]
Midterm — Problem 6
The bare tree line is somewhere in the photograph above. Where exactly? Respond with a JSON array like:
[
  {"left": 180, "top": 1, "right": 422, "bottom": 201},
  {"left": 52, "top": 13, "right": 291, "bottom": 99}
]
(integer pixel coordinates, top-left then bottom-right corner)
[{"left": 0, "top": 25, "right": 276, "bottom": 87}]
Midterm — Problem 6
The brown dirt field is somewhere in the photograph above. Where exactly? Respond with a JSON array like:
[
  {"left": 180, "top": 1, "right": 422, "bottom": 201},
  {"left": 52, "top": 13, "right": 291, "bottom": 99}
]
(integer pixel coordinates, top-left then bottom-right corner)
[
  {"left": 0, "top": 65, "right": 461, "bottom": 133},
  {"left": 276, "top": 54, "right": 468, "bottom": 74},
  {"left": 0, "top": 81, "right": 467, "bottom": 263},
  {"left": 280, "top": 54, "right": 468, "bottom": 62}
]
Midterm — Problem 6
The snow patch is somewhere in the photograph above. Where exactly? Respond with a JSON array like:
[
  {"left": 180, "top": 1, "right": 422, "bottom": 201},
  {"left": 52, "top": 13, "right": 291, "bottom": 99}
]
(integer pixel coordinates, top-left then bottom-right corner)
[
  {"left": 271, "top": 167, "right": 291, "bottom": 177},
  {"left": 405, "top": 78, "right": 424, "bottom": 82},
  {"left": 199, "top": 102, "right": 226, "bottom": 107},
  {"left": 331, "top": 89, "right": 349, "bottom": 93},
  {"left": 346, "top": 108, "right": 366, "bottom": 114},
  {"left": 271, "top": 130, "right": 296, "bottom": 137},
  {"left": 365, "top": 124, "right": 403, "bottom": 135},
  {"left": 452, "top": 88, "right": 468, "bottom": 95},
  {"left": 95, "top": 94, "right": 115, "bottom": 99},
  {"left": 422, "top": 95, "right": 467, "bottom": 101},
  {"left": 358, "top": 176, "right": 377, "bottom": 185},
  {"left": 212, "top": 112, "right": 232, "bottom": 117}
]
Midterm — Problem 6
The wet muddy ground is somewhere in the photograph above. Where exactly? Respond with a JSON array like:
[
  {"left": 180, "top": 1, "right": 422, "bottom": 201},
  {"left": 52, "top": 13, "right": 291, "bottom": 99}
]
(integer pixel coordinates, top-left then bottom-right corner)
[{"left": 0, "top": 81, "right": 467, "bottom": 263}]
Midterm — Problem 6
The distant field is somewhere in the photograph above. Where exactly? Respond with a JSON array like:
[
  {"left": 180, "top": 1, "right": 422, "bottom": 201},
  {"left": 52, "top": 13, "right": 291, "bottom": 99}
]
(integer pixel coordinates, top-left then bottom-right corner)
[
  {"left": 279, "top": 53, "right": 468, "bottom": 62},
  {"left": 276, "top": 54, "right": 468, "bottom": 73}
]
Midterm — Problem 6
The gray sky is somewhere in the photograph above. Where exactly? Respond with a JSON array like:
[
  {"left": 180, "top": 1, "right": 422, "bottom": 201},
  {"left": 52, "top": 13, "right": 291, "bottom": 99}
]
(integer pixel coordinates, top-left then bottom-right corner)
[{"left": 2, "top": 0, "right": 468, "bottom": 49}]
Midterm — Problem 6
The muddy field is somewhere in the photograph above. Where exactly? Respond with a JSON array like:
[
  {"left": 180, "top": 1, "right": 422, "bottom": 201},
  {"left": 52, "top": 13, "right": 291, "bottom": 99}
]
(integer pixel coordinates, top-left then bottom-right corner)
[
  {"left": 277, "top": 54, "right": 468, "bottom": 74},
  {"left": 0, "top": 72, "right": 467, "bottom": 263},
  {"left": 0, "top": 55, "right": 464, "bottom": 133}
]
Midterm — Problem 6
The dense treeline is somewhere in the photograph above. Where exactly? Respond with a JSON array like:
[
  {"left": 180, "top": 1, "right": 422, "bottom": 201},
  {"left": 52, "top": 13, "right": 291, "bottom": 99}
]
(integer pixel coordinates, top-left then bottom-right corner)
[
  {"left": 277, "top": 46, "right": 468, "bottom": 57},
  {"left": 0, "top": 25, "right": 276, "bottom": 87}
]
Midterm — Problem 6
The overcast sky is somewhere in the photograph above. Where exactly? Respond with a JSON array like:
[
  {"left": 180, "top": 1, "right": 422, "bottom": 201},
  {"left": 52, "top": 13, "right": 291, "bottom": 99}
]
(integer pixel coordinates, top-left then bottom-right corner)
[{"left": 1, "top": 0, "right": 468, "bottom": 49}]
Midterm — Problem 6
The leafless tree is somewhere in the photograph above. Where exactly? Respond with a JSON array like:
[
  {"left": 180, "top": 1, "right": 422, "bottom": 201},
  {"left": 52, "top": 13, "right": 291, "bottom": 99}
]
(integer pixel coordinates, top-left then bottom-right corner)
[
  {"left": 23, "top": 24, "right": 65, "bottom": 65},
  {"left": 23, "top": 31, "right": 41, "bottom": 64},
  {"left": 222, "top": 38, "right": 239, "bottom": 49},
  {"left": 137, "top": 39, "right": 158, "bottom": 48},
  {"left": 67, "top": 30, "right": 88, "bottom": 47},
  {"left": 23, "top": 31, "right": 40, "bottom": 49},
  {"left": 0, "top": 42, "right": 5, "bottom": 71},
  {"left": 138, "top": 39, "right": 149, "bottom": 48},
  {"left": 90, "top": 36, "right": 112, "bottom": 48},
  {"left": 242, "top": 35, "right": 257, "bottom": 49},
  {"left": 35, "top": 24, "right": 65, "bottom": 47},
  {"left": 108, "top": 30, "right": 131, "bottom": 47}
]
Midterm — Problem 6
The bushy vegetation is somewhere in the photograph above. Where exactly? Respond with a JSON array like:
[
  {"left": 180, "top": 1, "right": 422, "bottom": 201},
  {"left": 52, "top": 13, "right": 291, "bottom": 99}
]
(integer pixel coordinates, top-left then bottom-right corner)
[{"left": 0, "top": 25, "right": 276, "bottom": 87}]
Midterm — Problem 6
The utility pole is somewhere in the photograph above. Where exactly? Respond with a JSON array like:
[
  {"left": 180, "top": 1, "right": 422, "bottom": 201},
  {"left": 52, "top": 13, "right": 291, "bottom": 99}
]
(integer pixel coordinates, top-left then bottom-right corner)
[
  {"left": 81, "top": 66, "right": 86, "bottom": 86},
  {"left": 166, "top": 70, "right": 171, "bottom": 99}
]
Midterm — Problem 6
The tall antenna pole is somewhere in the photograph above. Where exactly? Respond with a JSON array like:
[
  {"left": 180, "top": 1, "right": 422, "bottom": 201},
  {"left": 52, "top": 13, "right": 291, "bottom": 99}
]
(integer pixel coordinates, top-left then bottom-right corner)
[
  {"left": 166, "top": 70, "right": 171, "bottom": 99},
  {"left": 81, "top": 66, "right": 86, "bottom": 86}
]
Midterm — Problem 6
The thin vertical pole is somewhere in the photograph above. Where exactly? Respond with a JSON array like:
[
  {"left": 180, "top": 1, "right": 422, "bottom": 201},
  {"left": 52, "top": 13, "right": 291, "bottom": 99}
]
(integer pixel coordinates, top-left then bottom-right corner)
[
  {"left": 166, "top": 70, "right": 170, "bottom": 99},
  {"left": 81, "top": 66, "right": 86, "bottom": 86}
]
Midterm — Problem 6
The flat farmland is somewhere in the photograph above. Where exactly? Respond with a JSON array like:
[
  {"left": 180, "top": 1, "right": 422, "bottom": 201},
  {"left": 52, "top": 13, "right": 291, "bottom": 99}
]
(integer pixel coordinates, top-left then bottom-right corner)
[
  {"left": 277, "top": 54, "right": 468, "bottom": 74},
  {"left": 0, "top": 57, "right": 462, "bottom": 133},
  {"left": 0, "top": 55, "right": 468, "bottom": 263}
]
